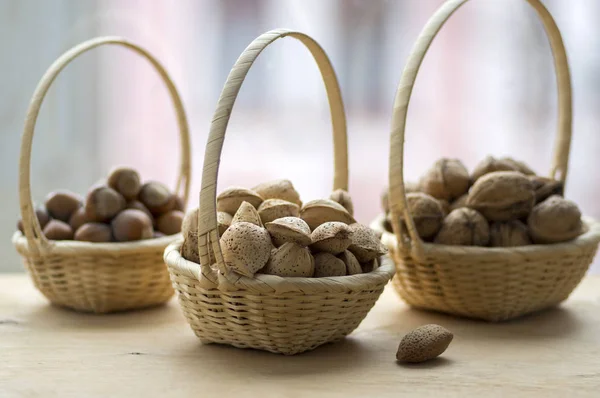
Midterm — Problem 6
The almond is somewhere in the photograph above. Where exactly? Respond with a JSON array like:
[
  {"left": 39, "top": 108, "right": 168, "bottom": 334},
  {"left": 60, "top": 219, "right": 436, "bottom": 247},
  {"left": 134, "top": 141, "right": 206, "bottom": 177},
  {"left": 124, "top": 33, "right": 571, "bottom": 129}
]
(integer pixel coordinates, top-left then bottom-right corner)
[
  {"left": 258, "top": 199, "right": 299, "bottom": 224},
  {"left": 313, "top": 252, "right": 346, "bottom": 277},
  {"left": 217, "top": 187, "right": 263, "bottom": 215},
  {"left": 260, "top": 242, "right": 314, "bottom": 277},
  {"left": 231, "top": 201, "right": 262, "bottom": 227},
  {"left": 310, "top": 222, "right": 352, "bottom": 254},
  {"left": 220, "top": 221, "right": 272, "bottom": 277},
  {"left": 338, "top": 250, "right": 361, "bottom": 275},
  {"left": 300, "top": 199, "right": 356, "bottom": 231},
  {"left": 265, "top": 217, "right": 311, "bottom": 247},
  {"left": 252, "top": 179, "right": 302, "bottom": 206},
  {"left": 396, "top": 324, "right": 453, "bottom": 363},
  {"left": 347, "top": 223, "right": 387, "bottom": 262}
]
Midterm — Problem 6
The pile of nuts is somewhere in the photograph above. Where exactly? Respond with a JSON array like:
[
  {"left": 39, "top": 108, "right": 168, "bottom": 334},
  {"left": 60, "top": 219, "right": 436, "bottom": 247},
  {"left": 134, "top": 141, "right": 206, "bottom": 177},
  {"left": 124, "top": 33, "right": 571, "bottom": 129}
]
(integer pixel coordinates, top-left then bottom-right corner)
[
  {"left": 382, "top": 156, "right": 586, "bottom": 246},
  {"left": 17, "top": 167, "right": 184, "bottom": 243},
  {"left": 181, "top": 179, "right": 387, "bottom": 278}
]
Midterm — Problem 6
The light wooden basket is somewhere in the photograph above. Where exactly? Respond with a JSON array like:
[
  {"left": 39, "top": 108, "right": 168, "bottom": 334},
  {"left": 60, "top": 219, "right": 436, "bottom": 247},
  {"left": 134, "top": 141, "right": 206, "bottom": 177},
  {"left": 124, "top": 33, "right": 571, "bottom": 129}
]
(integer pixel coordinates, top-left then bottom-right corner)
[
  {"left": 376, "top": 0, "right": 600, "bottom": 322},
  {"left": 12, "top": 37, "right": 191, "bottom": 314},
  {"left": 164, "top": 29, "right": 395, "bottom": 355}
]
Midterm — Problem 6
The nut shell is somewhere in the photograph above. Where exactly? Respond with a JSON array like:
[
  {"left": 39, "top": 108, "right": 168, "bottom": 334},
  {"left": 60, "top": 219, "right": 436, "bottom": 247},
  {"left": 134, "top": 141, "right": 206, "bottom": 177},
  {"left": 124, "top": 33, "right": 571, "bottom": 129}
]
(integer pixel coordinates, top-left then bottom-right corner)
[
  {"left": 449, "top": 194, "right": 468, "bottom": 212},
  {"left": 85, "top": 186, "right": 126, "bottom": 222},
  {"left": 347, "top": 223, "right": 387, "bottom": 262},
  {"left": 45, "top": 191, "right": 83, "bottom": 222},
  {"left": 217, "top": 187, "right": 263, "bottom": 215},
  {"left": 260, "top": 242, "right": 314, "bottom": 277},
  {"left": 139, "top": 182, "right": 176, "bottom": 216},
  {"left": 471, "top": 156, "right": 520, "bottom": 181},
  {"left": 396, "top": 324, "right": 453, "bottom": 363},
  {"left": 43, "top": 219, "right": 74, "bottom": 240},
  {"left": 265, "top": 217, "right": 312, "bottom": 247},
  {"left": 18, "top": 206, "right": 50, "bottom": 233},
  {"left": 126, "top": 200, "right": 154, "bottom": 222},
  {"left": 300, "top": 199, "right": 356, "bottom": 231},
  {"left": 74, "top": 222, "right": 112, "bottom": 243},
  {"left": 401, "top": 193, "right": 444, "bottom": 240},
  {"left": 329, "top": 189, "right": 354, "bottom": 216},
  {"left": 434, "top": 208, "right": 490, "bottom": 246},
  {"left": 220, "top": 222, "right": 272, "bottom": 277},
  {"left": 107, "top": 167, "right": 141, "bottom": 200},
  {"left": 231, "top": 201, "right": 262, "bottom": 227},
  {"left": 111, "top": 209, "right": 154, "bottom": 242},
  {"left": 529, "top": 175, "right": 564, "bottom": 204},
  {"left": 467, "top": 171, "right": 534, "bottom": 221},
  {"left": 419, "top": 158, "right": 470, "bottom": 201},
  {"left": 258, "top": 199, "right": 299, "bottom": 224},
  {"left": 181, "top": 208, "right": 199, "bottom": 263},
  {"left": 489, "top": 220, "right": 531, "bottom": 247},
  {"left": 156, "top": 210, "right": 184, "bottom": 235},
  {"left": 313, "top": 252, "right": 346, "bottom": 277},
  {"left": 252, "top": 179, "right": 302, "bottom": 206},
  {"left": 527, "top": 195, "right": 583, "bottom": 244},
  {"left": 310, "top": 222, "right": 352, "bottom": 254},
  {"left": 338, "top": 250, "right": 362, "bottom": 275}
]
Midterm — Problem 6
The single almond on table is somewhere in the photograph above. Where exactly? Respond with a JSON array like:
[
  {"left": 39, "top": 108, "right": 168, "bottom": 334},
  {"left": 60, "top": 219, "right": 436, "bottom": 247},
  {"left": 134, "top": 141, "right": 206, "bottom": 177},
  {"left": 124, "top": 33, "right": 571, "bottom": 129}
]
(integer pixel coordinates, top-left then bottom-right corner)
[{"left": 396, "top": 324, "right": 453, "bottom": 363}]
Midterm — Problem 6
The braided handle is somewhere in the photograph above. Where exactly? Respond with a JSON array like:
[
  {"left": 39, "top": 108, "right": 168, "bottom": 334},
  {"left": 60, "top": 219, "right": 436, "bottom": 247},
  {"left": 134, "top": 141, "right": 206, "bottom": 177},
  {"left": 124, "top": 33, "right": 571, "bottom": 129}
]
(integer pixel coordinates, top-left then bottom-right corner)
[
  {"left": 388, "top": 0, "right": 572, "bottom": 258},
  {"left": 19, "top": 36, "right": 191, "bottom": 254},
  {"left": 197, "top": 29, "right": 348, "bottom": 284}
]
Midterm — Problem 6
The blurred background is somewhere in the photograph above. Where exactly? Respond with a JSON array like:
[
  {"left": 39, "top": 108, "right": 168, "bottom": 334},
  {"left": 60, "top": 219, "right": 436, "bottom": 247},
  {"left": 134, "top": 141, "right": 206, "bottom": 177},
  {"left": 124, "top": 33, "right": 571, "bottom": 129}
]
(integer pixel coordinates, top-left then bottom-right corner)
[{"left": 1, "top": 0, "right": 599, "bottom": 272}]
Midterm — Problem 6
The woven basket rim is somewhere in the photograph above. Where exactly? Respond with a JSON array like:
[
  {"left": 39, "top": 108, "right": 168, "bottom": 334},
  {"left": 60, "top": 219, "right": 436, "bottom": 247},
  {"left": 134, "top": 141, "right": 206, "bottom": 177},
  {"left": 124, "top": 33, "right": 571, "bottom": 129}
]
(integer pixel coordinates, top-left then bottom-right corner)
[
  {"left": 371, "top": 213, "right": 600, "bottom": 258},
  {"left": 12, "top": 230, "right": 182, "bottom": 256},
  {"left": 164, "top": 239, "right": 395, "bottom": 294}
]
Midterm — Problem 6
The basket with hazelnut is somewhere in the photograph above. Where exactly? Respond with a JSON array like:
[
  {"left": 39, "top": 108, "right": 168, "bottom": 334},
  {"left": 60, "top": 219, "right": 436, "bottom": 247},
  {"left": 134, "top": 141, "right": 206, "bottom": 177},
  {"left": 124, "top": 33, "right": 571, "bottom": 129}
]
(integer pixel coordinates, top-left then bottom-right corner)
[{"left": 13, "top": 37, "right": 191, "bottom": 314}]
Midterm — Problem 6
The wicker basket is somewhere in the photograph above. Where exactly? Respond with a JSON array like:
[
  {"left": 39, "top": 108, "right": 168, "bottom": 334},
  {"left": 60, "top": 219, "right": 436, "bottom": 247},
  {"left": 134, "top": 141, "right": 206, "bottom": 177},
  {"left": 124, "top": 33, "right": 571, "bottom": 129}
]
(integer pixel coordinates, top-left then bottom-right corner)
[
  {"left": 164, "top": 29, "right": 395, "bottom": 355},
  {"left": 377, "top": 0, "right": 600, "bottom": 322},
  {"left": 13, "top": 37, "right": 191, "bottom": 314}
]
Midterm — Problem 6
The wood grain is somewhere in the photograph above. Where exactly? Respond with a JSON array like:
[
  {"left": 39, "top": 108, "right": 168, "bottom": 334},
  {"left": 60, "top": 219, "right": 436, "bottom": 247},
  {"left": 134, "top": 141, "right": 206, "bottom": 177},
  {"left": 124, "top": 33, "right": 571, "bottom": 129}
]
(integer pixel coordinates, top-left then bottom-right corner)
[{"left": 1, "top": 274, "right": 599, "bottom": 397}]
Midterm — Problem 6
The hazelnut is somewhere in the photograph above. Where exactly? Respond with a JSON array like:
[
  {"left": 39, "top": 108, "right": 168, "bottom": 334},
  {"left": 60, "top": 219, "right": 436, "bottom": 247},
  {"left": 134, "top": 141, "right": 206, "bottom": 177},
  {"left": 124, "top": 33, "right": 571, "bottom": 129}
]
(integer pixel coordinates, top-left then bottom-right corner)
[
  {"left": 107, "top": 167, "right": 141, "bottom": 200},
  {"left": 299, "top": 199, "right": 356, "bottom": 231},
  {"left": 489, "top": 220, "right": 531, "bottom": 247},
  {"left": 85, "top": 185, "right": 126, "bottom": 222},
  {"left": 43, "top": 219, "right": 74, "bottom": 240},
  {"left": 139, "top": 181, "right": 176, "bottom": 215},
  {"left": 74, "top": 222, "right": 112, "bottom": 243},
  {"left": 216, "top": 187, "right": 263, "bottom": 215},
  {"left": 467, "top": 171, "right": 535, "bottom": 221},
  {"left": 45, "top": 191, "right": 83, "bottom": 222},
  {"left": 329, "top": 189, "right": 354, "bottom": 216},
  {"left": 252, "top": 179, "right": 302, "bottom": 207},
  {"left": 399, "top": 193, "right": 444, "bottom": 240},
  {"left": 126, "top": 200, "right": 154, "bottom": 221},
  {"left": 527, "top": 195, "right": 583, "bottom": 244},
  {"left": 17, "top": 206, "right": 50, "bottom": 233},
  {"left": 265, "top": 217, "right": 312, "bottom": 247},
  {"left": 434, "top": 208, "right": 490, "bottom": 246},
  {"left": 231, "top": 201, "right": 262, "bottom": 227},
  {"left": 310, "top": 222, "right": 352, "bottom": 254},
  {"left": 260, "top": 242, "right": 314, "bottom": 277},
  {"left": 529, "top": 175, "right": 564, "bottom": 204},
  {"left": 258, "top": 199, "right": 299, "bottom": 224},
  {"left": 174, "top": 195, "right": 185, "bottom": 211},
  {"left": 156, "top": 210, "right": 184, "bottom": 235},
  {"left": 220, "top": 222, "right": 272, "bottom": 277},
  {"left": 68, "top": 207, "right": 89, "bottom": 231},
  {"left": 111, "top": 209, "right": 153, "bottom": 242},
  {"left": 419, "top": 158, "right": 470, "bottom": 201}
]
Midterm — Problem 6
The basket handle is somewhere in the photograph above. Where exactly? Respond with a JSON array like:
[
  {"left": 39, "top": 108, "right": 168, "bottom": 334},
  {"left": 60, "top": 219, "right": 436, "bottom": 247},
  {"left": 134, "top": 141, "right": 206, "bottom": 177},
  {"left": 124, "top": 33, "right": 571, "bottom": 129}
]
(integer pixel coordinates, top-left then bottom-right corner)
[
  {"left": 388, "top": 0, "right": 572, "bottom": 258},
  {"left": 196, "top": 29, "right": 348, "bottom": 283},
  {"left": 19, "top": 36, "right": 191, "bottom": 254}
]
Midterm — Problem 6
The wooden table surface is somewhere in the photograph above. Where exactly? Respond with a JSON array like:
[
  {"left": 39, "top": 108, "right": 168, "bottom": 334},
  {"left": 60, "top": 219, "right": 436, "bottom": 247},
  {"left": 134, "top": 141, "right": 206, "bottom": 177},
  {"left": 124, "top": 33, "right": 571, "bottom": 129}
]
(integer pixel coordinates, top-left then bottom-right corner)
[{"left": 1, "top": 274, "right": 599, "bottom": 398}]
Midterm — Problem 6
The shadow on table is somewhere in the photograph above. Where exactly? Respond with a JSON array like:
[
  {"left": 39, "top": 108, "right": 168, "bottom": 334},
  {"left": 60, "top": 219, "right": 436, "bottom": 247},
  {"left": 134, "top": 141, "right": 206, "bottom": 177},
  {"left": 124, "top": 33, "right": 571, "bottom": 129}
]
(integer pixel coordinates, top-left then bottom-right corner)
[
  {"left": 379, "top": 303, "right": 583, "bottom": 341},
  {"left": 169, "top": 336, "right": 376, "bottom": 377}
]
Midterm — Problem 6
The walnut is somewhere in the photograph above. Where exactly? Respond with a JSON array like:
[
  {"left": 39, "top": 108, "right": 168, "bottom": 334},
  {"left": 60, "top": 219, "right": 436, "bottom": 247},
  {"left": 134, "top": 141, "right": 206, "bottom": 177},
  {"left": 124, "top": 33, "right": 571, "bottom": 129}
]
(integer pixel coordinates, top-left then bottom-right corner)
[
  {"left": 489, "top": 220, "right": 531, "bottom": 247},
  {"left": 449, "top": 194, "right": 468, "bottom": 212},
  {"left": 398, "top": 193, "right": 444, "bottom": 240},
  {"left": 381, "top": 182, "right": 418, "bottom": 214},
  {"left": 437, "top": 199, "right": 450, "bottom": 217},
  {"left": 433, "top": 208, "right": 489, "bottom": 246},
  {"left": 528, "top": 176, "right": 564, "bottom": 204},
  {"left": 527, "top": 195, "right": 584, "bottom": 244},
  {"left": 419, "top": 158, "right": 470, "bottom": 201},
  {"left": 466, "top": 171, "right": 535, "bottom": 221},
  {"left": 471, "top": 156, "right": 535, "bottom": 182}
]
